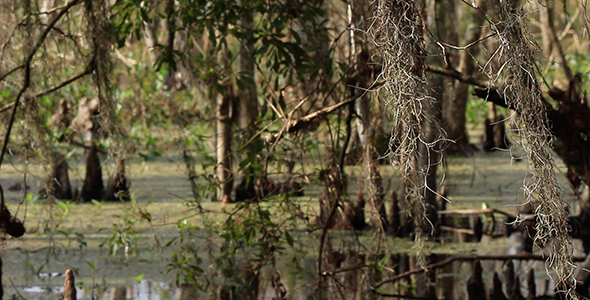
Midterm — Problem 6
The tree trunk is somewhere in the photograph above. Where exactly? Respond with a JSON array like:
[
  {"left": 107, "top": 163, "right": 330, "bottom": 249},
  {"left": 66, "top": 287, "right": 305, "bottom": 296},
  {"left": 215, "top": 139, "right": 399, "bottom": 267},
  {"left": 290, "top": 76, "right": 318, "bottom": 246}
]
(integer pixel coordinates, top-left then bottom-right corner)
[
  {"left": 236, "top": 6, "right": 261, "bottom": 200},
  {"left": 442, "top": 0, "right": 486, "bottom": 154},
  {"left": 350, "top": 0, "right": 387, "bottom": 231},
  {"left": 420, "top": 0, "right": 443, "bottom": 232},
  {"left": 216, "top": 83, "right": 233, "bottom": 202}
]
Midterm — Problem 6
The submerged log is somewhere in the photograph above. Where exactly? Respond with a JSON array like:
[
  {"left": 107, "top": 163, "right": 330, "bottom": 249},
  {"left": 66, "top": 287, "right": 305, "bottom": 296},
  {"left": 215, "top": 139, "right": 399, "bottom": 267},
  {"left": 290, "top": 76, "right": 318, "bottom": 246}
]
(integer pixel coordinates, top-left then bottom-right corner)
[{"left": 80, "top": 143, "right": 104, "bottom": 202}]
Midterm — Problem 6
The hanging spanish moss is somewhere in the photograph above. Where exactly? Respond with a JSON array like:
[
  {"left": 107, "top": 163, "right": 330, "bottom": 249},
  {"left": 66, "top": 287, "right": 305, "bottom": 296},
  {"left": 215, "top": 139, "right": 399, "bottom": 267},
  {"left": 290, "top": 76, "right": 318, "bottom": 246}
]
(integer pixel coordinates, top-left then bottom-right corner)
[
  {"left": 84, "top": 0, "right": 119, "bottom": 141},
  {"left": 372, "top": 0, "right": 442, "bottom": 264},
  {"left": 495, "top": 0, "right": 575, "bottom": 293}
]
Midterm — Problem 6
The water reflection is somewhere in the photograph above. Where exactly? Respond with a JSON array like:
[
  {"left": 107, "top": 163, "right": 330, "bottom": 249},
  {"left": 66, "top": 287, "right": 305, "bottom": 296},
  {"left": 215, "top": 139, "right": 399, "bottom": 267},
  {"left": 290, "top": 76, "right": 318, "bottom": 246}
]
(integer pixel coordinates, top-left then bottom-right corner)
[
  {"left": 19, "top": 279, "right": 305, "bottom": 300},
  {"left": 20, "top": 280, "right": 183, "bottom": 300}
]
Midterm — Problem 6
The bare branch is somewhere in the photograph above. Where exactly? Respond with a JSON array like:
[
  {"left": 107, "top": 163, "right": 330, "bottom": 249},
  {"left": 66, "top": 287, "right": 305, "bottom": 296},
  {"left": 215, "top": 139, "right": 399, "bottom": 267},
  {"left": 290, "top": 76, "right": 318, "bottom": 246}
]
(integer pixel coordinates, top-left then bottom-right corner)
[
  {"left": 0, "top": 0, "right": 83, "bottom": 170},
  {"left": 0, "top": 65, "right": 24, "bottom": 82},
  {"left": 0, "top": 56, "right": 95, "bottom": 113},
  {"left": 425, "top": 64, "right": 488, "bottom": 88}
]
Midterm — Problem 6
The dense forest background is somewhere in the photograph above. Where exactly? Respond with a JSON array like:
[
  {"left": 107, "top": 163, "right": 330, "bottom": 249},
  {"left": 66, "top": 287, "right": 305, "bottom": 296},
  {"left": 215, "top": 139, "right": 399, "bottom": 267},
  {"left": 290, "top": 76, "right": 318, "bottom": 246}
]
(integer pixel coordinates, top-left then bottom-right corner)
[{"left": 2, "top": 0, "right": 590, "bottom": 299}]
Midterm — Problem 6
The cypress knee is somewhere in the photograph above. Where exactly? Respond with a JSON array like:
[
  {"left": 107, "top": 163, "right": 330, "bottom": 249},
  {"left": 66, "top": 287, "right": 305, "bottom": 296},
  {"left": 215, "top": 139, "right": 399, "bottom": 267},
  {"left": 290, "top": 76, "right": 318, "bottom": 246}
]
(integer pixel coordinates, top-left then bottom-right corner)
[
  {"left": 81, "top": 143, "right": 104, "bottom": 202},
  {"left": 105, "top": 157, "right": 130, "bottom": 201}
]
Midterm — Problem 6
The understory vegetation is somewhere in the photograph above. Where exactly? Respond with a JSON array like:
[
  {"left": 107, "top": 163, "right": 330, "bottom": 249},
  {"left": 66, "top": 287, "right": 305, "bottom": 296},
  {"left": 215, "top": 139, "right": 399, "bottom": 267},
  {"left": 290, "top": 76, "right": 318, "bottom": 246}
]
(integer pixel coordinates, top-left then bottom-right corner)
[{"left": 2, "top": 0, "right": 590, "bottom": 299}]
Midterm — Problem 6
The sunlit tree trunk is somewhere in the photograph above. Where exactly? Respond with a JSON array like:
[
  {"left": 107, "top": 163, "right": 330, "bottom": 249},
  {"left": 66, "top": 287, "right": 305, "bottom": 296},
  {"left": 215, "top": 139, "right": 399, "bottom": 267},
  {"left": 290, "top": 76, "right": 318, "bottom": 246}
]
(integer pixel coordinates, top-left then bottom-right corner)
[
  {"left": 143, "top": 17, "right": 159, "bottom": 65},
  {"left": 216, "top": 82, "right": 233, "bottom": 202}
]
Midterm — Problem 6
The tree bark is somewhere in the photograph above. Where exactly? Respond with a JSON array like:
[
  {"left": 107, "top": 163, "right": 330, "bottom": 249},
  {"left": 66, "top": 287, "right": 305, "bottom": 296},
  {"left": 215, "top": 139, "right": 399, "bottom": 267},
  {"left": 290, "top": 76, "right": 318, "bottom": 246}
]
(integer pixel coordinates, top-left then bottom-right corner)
[
  {"left": 216, "top": 83, "right": 233, "bottom": 202},
  {"left": 236, "top": 5, "right": 261, "bottom": 200},
  {"left": 350, "top": 0, "right": 387, "bottom": 231},
  {"left": 442, "top": 0, "right": 486, "bottom": 154},
  {"left": 64, "top": 269, "right": 76, "bottom": 300},
  {"left": 420, "top": 0, "right": 443, "bottom": 232}
]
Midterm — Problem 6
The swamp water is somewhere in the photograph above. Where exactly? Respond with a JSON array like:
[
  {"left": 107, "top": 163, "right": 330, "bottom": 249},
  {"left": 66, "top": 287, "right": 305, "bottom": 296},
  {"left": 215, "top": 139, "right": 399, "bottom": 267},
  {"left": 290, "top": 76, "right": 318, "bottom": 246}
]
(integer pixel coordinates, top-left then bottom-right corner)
[{"left": 0, "top": 149, "right": 582, "bottom": 299}]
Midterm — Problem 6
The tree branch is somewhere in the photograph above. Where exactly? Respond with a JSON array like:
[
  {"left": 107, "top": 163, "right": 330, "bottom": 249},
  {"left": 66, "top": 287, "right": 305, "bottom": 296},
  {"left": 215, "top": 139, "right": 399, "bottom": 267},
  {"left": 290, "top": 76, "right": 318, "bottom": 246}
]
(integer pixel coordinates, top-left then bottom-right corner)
[
  {"left": 0, "top": 65, "right": 24, "bottom": 82},
  {"left": 0, "top": 0, "right": 83, "bottom": 170},
  {"left": 425, "top": 64, "right": 488, "bottom": 88},
  {"left": 0, "top": 54, "right": 95, "bottom": 113}
]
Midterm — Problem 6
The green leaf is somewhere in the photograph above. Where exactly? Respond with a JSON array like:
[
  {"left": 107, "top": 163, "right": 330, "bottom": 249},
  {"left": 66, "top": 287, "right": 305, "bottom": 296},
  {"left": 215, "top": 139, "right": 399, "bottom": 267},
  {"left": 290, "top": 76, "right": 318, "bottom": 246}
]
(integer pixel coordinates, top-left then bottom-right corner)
[
  {"left": 285, "top": 230, "right": 293, "bottom": 247},
  {"left": 55, "top": 199, "right": 69, "bottom": 213},
  {"left": 132, "top": 273, "right": 145, "bottom": 283}
]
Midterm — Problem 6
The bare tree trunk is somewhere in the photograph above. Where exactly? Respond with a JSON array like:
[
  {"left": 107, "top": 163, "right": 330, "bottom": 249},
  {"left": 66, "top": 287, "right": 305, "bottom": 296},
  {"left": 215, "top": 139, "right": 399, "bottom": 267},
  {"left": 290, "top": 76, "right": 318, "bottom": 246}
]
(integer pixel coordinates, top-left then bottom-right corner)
[
  {"left": 420, "top": 0, "right": 443, "bottom": 232},
  {"left": 143, "top": 17, "right": 160, "bottom": 65},
  {"left": 443, "top": 0, "right": 485, "bottom": 154},
  {"left": 235, "top": 6, "right": 261, "bottom": 200},
  {"left": 238, "top": 8, "right": 257, "bottom": 137},
  {"left": 538, "top": 1, "right": 551, "bottom": 55},
  {"left": 350, "top": 0, "right": 387, "bottom": 231},
  {"left": 545, "top": 0, "right": 572, "bottom": 81},
  {"left": 217, "top": 83, "right": 233, "bottom": 202}
]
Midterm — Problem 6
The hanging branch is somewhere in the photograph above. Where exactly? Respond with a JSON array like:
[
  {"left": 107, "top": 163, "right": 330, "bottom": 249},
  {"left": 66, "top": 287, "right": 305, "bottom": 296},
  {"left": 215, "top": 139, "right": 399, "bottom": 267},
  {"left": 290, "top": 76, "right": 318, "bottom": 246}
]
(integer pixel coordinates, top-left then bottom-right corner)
[
  {"left": 0, "top": 55, "right": 96, "bottom": 114},
  {"left": 0, "top": 0, "right": 83, "bottom": 171}
]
